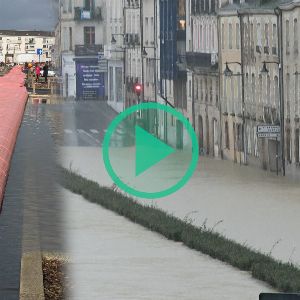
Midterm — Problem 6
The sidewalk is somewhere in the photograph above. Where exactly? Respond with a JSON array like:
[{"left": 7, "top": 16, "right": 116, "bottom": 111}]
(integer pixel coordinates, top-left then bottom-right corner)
[
  {"left": 60, "top": 146, "right": 300, "bottom": 265},
  {"left": 63, "top": 188, "right": 274, "bottom": 300},
  {"left": 0, "top": 66, "right": 27, "bottom": 210}
]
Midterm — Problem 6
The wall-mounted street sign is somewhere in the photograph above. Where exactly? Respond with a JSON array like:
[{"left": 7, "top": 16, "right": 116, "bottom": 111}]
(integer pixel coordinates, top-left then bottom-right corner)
[
  {"left": 260, "top": 293, "right": 300, "bottom": 300},
  {"left": 257, "top": 125, "right": 281, "bottom": 139},
  {"left": 98, "top": 51, "right": 108, "bottom": 73},
  {"left": 36, "top": 49, "right": 43, "bottom": 55}
]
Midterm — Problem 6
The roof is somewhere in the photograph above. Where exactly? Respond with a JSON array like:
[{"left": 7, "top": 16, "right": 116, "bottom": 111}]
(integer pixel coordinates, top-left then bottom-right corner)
[{"left": 0, "top": 30, "right": 54, "bottom": 37}]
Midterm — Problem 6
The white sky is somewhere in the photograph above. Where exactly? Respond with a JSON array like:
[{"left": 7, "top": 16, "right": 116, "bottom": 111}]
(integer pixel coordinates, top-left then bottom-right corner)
[{"left": 0, "top": 0, "right": 58, "bottom": 31}]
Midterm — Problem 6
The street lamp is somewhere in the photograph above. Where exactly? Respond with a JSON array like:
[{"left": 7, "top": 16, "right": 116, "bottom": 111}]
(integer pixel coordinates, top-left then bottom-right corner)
[
  {"left": 111, "top": 33, "right": 125, "bottom": 45},
  {"left": 224, "top": 62, "right": 234, "bottom": 77},
  {"left": 260, "top": 61, "right": 270, "bottom": 74},
  {"left": 224, "top": 61, "right": 246, "bottom": 165}
]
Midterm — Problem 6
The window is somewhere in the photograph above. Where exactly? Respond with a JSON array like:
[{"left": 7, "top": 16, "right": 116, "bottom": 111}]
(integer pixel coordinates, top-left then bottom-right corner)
[
  {"left": 68, "top": 0, "right": 72, "bottom": 13},
  {"left": 295, "top": 129, "right": 300, "bottom": 164},
  {"left": 286, "top": 20, "right": 290, "bottom": 54},
  {"left": 265, "top": 23, "right": 269, "bottom": 47},
  {"left": 267, "top": 75, "right": 271, "bottom": 105},
  {"left": 236, "top": 23, "right": 240, "bottom": 49},
  {"left": 63, "top": 0, "right": 67, "bottom": 13},
  {"left": 252, "top": 74, "right": 255, "bottom": 103},
  {"left": 257, "top": 23, "right": 262, "bottom": 48},
  {"left": 222, "top": 23, "right": 225, "bottom": 49},
  {"left": 295, "top": 73, "right": 299, "bottom": 115},
  {"left": 272, "top": 24, "right": 277, "bottom": 55},
  {"left": 294, "top": 19, "right": 298, "bottom": 55},
  {"left": 145, "top": 17, "right": 149, "bottom": 44},
  {"left": 69, "top": 27, "right": 72, "bottom": 50},
  {"left": 259, "top": 74, "right": 262, "bottom": 104},
  {"left": 225, "top": 121, "right": 230, "bottom": 150},
  {"left": 274, "top": 76, "right": 279, "bottom": 111},
  {"left": 229, "top": 23, "right": 233, "bottom": 49},
  {"left": 85, "top": 0, "right": 93, "bottom": 10},
  {"left": 286, "top": 73, "right": 290, "bottom": 116},
  {"left": 84, "top": 26, "right": 95, "bottom": 45}
]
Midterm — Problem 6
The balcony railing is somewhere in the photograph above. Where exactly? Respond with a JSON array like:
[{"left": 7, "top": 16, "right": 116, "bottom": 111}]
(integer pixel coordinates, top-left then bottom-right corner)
[
  {"left": 75, "top": 44, "right": 103, "bottom": 56},
  {"left": 74, "top": 7, "right": 102, "bottom": 21},
  {"left": 186, "top": 52, "right": 218, "bottom": 69}
]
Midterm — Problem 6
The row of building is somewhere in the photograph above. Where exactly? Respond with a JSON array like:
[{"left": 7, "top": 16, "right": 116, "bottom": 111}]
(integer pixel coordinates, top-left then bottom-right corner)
[
  {"left": 0, "top": 30, "right": 55, "bottom": 64},
  {"left": 56, "top": 0, "right": 300, "bottom": 174}
]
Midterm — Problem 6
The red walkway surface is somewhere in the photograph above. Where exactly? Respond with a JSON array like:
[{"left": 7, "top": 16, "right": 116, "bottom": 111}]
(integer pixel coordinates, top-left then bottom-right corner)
[{"left": 0, "top": 67, "right": 27, "bottom": 211}]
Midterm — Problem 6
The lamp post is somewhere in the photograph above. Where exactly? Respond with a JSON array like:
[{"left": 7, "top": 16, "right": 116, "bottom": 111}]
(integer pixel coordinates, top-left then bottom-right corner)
[
  {"left": 224, "top": 61, "right": 246, "bottom": 165},
  {"left": 260, "top": 60, "right": 285, "bottom": 176}
]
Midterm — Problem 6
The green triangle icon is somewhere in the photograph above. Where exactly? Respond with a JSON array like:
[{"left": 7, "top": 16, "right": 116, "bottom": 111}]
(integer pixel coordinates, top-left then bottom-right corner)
[{"left": 135, "top": 126, "right": 175, "bottom": 177}]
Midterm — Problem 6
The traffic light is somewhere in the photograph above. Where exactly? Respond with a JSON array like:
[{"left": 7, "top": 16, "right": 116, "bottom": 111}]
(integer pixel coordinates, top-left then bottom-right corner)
[{"left": 134, "top": 83, "right": 142, "bottom": 97}]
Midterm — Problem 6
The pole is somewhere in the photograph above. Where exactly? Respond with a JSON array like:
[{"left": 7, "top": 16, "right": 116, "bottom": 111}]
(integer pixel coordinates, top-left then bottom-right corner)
[
  {"left": 276, "top": 8, "right": 286, "bottom": 176},
  {"left": 123, "top": 6, "right": 126, "bottom": 111},
  {"left": 140, "top": 0, "right": 144, "bottom": 102},
  {"left": 276, "top": 136, "right": 279, "bottom": 176},
  {"left": 239, "top": 13, "right": 247, "bottom": 165}
]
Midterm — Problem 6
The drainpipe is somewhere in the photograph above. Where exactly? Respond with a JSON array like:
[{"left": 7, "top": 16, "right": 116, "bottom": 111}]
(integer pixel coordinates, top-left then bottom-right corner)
[
  {"left": 217, "top": 13, "right": 223, "bottom": 160},
  {"left": 238, "top": 12, "right": 247, "bottom": 165},
  {"left": 275, "top": 7, "right": 286, "bottom": 176}
]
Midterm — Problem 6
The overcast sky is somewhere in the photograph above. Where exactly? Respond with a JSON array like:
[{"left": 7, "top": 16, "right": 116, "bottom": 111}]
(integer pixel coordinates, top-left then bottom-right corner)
[{"left": 0, "top": 0, "right": 58, "bottom": 31}]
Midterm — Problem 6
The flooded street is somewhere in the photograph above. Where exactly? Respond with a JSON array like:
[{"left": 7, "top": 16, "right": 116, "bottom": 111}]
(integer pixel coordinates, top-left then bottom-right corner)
[
  {"left": 60, "top": 101, "right": 300, "bottom": 267},
  {"left": 0, "top": 100, "right": 288, "bottom": 298},
  {"left": 63, "top": 188, "right": 274, "bottom": 300}
]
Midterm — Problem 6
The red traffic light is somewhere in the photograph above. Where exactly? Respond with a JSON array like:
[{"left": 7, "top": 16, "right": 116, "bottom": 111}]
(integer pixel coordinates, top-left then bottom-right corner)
[{"left": 134, "top": 83, "right": 142, "bottom": 96}]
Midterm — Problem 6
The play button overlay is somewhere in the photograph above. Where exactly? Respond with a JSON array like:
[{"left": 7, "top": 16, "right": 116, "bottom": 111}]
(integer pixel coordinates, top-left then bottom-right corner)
[
  {"left": 103, "top": 102, "right": 199, "bottom": 199},
  {"left": 135, "top": 126, "right": 175, "bottom": 176}
]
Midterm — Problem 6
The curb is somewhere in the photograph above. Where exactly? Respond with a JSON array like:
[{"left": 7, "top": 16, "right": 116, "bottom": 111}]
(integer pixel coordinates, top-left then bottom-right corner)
[{"left": 20, "top": 251, "right": 45, "bottom": 300}]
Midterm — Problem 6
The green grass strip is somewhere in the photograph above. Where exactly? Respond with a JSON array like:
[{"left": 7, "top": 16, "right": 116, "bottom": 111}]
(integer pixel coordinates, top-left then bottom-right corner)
[{"left": 61, "top": 167, "right": 300, "bottom": 292}]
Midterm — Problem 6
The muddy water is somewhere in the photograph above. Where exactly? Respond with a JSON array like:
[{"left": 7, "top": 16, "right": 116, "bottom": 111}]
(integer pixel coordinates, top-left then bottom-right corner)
[
  {"left": 60, "top": 146, "right": 300, "bottom": 266},
  {"left": 63, "top": 189, "right": 274, "bottom": 300}
]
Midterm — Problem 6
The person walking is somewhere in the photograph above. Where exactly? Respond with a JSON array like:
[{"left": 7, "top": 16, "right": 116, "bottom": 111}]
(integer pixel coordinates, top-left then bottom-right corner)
[
  {"left": 43, "top": 62, "right": 49, "bottom": 83},
  {"left": 35, "top": 64, "right": 41, "bottom": 82}
]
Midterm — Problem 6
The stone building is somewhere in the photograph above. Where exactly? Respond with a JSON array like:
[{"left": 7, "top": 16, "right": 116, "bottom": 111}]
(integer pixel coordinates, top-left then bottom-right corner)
[
  {"left": 186, "top": 0, "right": 220, "bottom": 157},
  {"left": 58, "top": 0, "right": 106, "bottom": 99},
  {"left": 218, "top": 0, "right": 282, "bottom": 171},
  {"left": 105, "top": 0, "right": 125, "bottom": 112},
  {"left": 123, "top": 0, "right": 143, "bottom": 108},
  {"left": 0, "top": 30, "right": 55, "bottom": 64},
  {"left": 280, "top": 0, "right": 300, "bottom": 171}
]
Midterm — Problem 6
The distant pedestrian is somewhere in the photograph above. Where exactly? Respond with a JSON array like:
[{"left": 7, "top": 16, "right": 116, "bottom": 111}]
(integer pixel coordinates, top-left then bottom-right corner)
[
  {"left": 35, "top": 64, "right": 41, "bottom": 82},
  {"left": 43, "top": 62, "right": 49, "bottom": 83}
]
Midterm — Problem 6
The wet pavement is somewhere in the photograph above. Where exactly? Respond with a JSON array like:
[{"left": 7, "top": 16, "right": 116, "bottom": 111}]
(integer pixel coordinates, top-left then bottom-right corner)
[{"left": 0, "top": 103, "right": 64, "bottom": 299}]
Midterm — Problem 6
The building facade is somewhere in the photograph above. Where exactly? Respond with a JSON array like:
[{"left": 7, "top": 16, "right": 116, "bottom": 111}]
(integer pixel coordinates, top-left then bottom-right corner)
[
  {"left": 58, "top": 0, "right": 106, "bottom": 99},
  {"left": 105, "top": 0, "right": 125, "bottom": 112},
  {"left": 186, "top": 0, "right": 220, "bottom": 157},
  {"left": 280, "top": 0, "right": 300, "bottom": 172},
  {"left": 0, "top": 30, "right": 55, "bottom": 64},
  {"left": 218, "top": 0, "right": 283, "bottom": 171}
]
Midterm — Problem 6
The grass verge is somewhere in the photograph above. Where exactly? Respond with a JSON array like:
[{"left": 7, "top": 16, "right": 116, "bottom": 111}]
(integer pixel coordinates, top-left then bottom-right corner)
[
  {"left": 61, "top": 167, "right": 300, "bottom": 292},
  {"left": 42, "top": 254, "right": 68, "bottom": 300}
]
